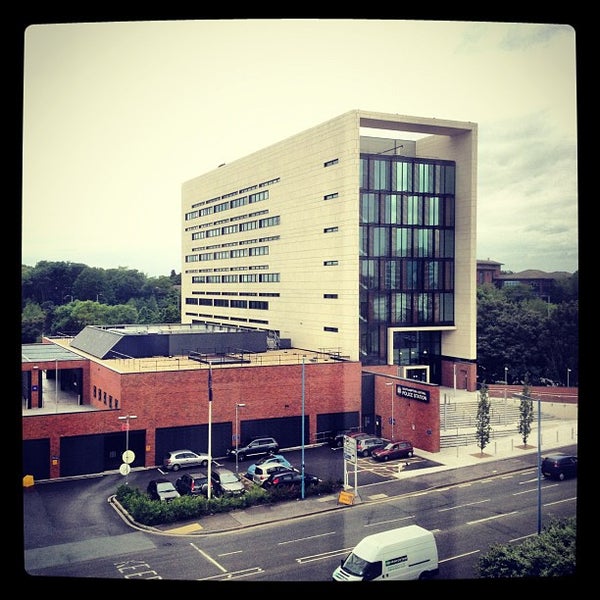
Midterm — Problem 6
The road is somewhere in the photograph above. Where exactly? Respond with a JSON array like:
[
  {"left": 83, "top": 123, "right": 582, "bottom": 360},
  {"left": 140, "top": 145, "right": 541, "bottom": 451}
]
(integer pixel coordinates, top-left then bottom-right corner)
[{"left": 22, "top": 444, "right": 578, "bottom": 583}]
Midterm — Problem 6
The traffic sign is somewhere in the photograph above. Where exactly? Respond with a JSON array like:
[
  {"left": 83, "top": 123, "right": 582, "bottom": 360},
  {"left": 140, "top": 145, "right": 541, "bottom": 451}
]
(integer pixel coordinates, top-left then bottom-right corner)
[
  {"left": 122, "top": 450, "right": 135, "bottom": 464},
  {"left": 119, "top": 463, "right": 131, "bottom": 476}
]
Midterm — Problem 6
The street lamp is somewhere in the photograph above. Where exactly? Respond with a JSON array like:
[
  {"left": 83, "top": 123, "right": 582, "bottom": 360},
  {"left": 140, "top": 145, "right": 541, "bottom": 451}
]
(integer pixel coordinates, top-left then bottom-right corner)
[
  {"left": 566, "top": 368, "right": 571, "bottom": 388},
  {"left": 503, "top": 367, "right": 509, "bottom": 422},
  {"left": 513, "top": 392, "right": 542, "bottom": 534},
  {"left": 385, "top": 382, "right": 395, "bottom": 440},
  {"left": 301, "top": 355, "right": 306, "bottom": 500},
  {"left": 235, "top": 403, "right": 246, "bottom": 474},
  {"left": 207, "top": 364, "right": 213, "bottom": 499}
]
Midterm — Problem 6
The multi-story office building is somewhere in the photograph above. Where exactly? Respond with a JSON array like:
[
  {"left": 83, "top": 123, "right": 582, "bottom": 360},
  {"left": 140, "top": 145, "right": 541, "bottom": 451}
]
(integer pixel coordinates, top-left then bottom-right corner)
[{"left": 181, "top": 110, "right": 478, "bottom": 389}]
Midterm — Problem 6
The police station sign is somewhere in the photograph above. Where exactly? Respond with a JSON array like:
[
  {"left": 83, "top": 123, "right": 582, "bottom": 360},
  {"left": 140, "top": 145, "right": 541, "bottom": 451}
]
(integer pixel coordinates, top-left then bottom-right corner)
[{"left": 397, "top": 385, "right": 430, "bottom": 403}]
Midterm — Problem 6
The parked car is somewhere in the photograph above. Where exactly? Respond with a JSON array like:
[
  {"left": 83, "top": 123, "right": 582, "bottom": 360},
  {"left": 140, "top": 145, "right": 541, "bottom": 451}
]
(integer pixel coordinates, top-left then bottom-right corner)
[
  {"left": 175, "top": 472, "right": 209, "bottom": 496},
  {"left": 225, "top": 436, "right": 280, "bottom": 462},
  {"left": 246, "top": 454, "right": 293, "bottom": 480},
  {"left": 371, "top": 440, "right": 414, "bottom": 462},
  {"left": 210, "top": 467, "right": 246, "bottom": 497},
  {"left": 163, "top": 449, "right": 210, "bottom": 471},
  {"left": 356, "top": 436, "right": 390, "bottom": 457},
  {"left": 147, "top": 478, "right": 181, "bottom": 502},
  {"left": 328, "top": 429, "right": 361, "bottom": 448},
  {"left": 253, "top": 463, "right": 297, "bottom": 486},
  {"left": 262, "top": 468, "right": 321, "bottom": 490},
  {"left": 541, "top": 453, "right": 578, "bottom": 480}
]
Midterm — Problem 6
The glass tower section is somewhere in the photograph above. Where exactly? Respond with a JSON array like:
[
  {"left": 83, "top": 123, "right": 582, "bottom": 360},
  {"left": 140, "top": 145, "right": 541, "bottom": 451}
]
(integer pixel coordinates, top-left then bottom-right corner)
[{"left": 359, "top": 154, "right": 456, "bottom": 369}]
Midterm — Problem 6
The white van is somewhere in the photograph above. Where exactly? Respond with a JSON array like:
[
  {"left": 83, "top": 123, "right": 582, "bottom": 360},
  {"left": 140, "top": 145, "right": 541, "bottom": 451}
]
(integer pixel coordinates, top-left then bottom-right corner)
[{"left": 332, "top": 525, "right": 439, "bottom": 581}]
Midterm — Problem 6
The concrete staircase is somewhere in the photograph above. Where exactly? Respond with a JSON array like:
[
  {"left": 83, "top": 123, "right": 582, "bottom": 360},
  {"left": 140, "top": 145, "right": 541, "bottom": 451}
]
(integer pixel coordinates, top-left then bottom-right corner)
[{"left": 439, "top": 397, "right": 560, "bottom": 449}]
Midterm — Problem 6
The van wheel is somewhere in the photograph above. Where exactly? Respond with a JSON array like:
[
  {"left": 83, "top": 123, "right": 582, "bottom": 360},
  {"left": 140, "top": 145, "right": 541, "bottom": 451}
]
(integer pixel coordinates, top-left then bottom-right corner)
[{"left": 418, "top": 571, "right": 432, "bottom": 580}]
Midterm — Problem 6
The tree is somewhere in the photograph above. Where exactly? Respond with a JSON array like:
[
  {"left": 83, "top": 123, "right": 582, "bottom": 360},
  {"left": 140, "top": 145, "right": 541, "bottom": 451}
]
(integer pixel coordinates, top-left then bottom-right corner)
[
  {"left": 21, "top": 301, "right": 46, "bottom": 343},
  {"left": 475, "top": 384, "right": 492, "bottom": 454},
  {"left": 518, "top": 381, "right": 534, "bottom": 446},
  {"left": 477, "top": 516, "right": 576, "bottom": 578}
]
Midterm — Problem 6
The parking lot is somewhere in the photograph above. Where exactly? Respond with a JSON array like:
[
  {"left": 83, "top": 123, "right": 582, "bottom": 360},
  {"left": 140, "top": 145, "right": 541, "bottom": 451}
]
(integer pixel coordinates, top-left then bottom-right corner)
[{"left": 119, "top": 443, "right": 444, "bottom": 496}]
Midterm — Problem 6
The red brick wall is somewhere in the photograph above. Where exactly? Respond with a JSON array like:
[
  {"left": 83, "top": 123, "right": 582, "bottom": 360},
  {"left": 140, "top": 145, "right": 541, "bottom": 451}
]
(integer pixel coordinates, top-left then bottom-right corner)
[
  {"left": 23, "top": 359, "right": 363, "bottom": 476},
  {"left": 374, "top": 376, "right": 441, "bottom": 453}
]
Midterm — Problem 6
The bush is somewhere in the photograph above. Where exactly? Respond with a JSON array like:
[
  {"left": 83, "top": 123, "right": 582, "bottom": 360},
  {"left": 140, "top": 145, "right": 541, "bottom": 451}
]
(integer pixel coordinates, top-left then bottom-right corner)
[
  {"left": 115, "top": 478, "right": 343, "bottom": 526},
  {"left": 477, "top": 517, "right": 576, "bottom": 578}
]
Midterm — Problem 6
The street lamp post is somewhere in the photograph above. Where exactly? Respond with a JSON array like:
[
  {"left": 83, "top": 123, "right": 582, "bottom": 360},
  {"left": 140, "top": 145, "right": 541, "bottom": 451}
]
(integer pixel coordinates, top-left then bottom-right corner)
[
  {"left": 536, "top": 392, "right": 542, "bottom": 534},
  {"left": 385, "top": 382, "right": 395, "bottom": 440},
  {"left": 235, "top": 403, "right": 246, "bottom": 474},
  {"left": 301, "top": 355, "right": 306, "bottom": 500},
  {"left": 207, "top": 364, "right": 213, "bottom": 499},
  {"left": 567, "top": 368, "right": 571, "bottom": 388},
  {"left": 503, "top": 367, "right": 509, "bottom": 424},
  {"left": 513, "top": 392, "right": 542, "bottom": 534}
]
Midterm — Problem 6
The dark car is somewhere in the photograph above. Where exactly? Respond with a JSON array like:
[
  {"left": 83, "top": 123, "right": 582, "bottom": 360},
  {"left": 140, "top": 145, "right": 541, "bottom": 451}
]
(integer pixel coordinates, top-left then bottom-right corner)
[
  {"left": 175, "top": 472, "right": 209, "bottom": 496},
  {"left": 356, "top": 436, "right": 390, "bottom": 457},
  {"left": 210, "top": 467, "right": 246, "bottom": 497},
  {"left": 262, "top": 468, "right": 321, "bottom": 490},
  {"left": 371, "top": 440, "right": 414, "bottom": 462},
  {"left": 328, "top": 429, "right": 361, "bottom": 448},
  {"left": 147, "top": 478, "right": 181, "bottom": 502},
  {"left": 225, "top": 436, "right": 280, "bottom": 462},
  {"left": 541, "top": 453, "right": 578, "bottom": 480}
]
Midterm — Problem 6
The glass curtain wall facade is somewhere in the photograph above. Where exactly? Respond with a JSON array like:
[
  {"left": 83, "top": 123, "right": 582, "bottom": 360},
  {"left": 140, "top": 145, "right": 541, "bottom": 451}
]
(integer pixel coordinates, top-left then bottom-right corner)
[{"left": 359, "top": 154, "right": 456, "bottom": 372}]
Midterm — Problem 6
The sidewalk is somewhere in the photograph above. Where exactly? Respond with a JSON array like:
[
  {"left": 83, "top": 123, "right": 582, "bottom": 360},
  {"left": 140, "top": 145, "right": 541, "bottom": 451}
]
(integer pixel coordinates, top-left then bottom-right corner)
[{"left": 133, "top": 416, "right": 577, "bottom": 536}]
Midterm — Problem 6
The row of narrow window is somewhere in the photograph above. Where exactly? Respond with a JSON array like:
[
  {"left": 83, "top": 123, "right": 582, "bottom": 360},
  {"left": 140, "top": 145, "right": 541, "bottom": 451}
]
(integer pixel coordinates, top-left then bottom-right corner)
[{"left": 93, "top": 386, "right": 119, "bottom": 409}]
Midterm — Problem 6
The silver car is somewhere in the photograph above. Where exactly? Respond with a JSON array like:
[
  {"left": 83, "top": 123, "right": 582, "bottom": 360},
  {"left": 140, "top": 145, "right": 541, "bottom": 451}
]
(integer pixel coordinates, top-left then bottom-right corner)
[
  {"left": 163, "top": 449, "right": 210, "bottom": 471},
  {"left": 253, "top": 463, "right": 296, "bottom": 486},
  {"left": 211, "top": 467, "right": 246, "bottom": 497}
]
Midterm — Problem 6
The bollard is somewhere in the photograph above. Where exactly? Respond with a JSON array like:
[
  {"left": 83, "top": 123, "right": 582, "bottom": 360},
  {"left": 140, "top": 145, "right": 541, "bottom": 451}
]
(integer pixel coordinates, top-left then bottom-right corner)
[{"left": 23, "top": 474, "right": 34, "bottom": 488}]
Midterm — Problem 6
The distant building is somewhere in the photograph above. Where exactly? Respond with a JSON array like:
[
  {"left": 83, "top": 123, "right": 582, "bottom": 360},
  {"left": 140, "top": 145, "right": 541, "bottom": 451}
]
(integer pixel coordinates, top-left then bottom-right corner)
[{"left": 476, "top": 259, "right": 572, "bottom": 299}]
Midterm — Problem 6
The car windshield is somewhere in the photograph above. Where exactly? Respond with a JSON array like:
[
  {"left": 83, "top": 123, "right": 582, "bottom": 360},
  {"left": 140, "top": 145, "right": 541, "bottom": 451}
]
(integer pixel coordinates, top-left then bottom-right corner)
[
  {"left": 383, "top": 443, "right": 395, "bottom": 450},
  {"left": 341, "top": 552, "right": 370, "bottom": 577},
  {"left": 219, "top": 472, "right": 239, "bottom": 484}
]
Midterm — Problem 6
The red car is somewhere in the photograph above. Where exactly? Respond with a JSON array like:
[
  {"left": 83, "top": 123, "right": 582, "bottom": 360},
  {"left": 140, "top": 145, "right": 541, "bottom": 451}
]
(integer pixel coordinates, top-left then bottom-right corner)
[{"left": 371, "top": 440, "right": 414, "bottom": 462}]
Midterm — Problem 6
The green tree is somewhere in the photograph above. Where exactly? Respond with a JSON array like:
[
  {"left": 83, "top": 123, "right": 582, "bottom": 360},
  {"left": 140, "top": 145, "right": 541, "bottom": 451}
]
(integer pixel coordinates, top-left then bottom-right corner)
[
  {"left": 21, "top": 301, "right": 46, "bottom": 343},
  {"left": 518, "top": 380, "right": 534, "bottom": 446},
  {"left": 538, "top": 300, "right": 578, "bottom": 385},
  {"left": 72, "top": 267, "right": 109, "bottom": 303},
  {"left": 477, "top": 516, "right": 576, "bottom": 578},
  {"left": 475, "top": 384, "right": 492, "bottom": 454}
]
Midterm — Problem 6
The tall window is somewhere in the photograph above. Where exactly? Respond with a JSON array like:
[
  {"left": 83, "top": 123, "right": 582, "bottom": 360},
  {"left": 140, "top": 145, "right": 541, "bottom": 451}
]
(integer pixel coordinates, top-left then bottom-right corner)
[{"left": 359, "top": 153, "right": 456, "bottom": 357}]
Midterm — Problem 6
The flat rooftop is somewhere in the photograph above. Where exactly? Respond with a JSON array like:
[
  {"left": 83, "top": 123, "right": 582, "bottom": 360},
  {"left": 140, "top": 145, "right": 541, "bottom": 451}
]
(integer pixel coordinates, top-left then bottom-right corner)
[{"left": 43, "top": 337, "right": 349, "bottom": 374}]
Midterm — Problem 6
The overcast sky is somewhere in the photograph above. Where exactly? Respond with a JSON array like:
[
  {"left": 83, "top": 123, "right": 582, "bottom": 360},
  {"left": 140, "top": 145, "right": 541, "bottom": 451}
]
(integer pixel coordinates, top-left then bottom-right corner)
[{"left": 21, "top": 19, "right": 578, "bottom": 277}]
